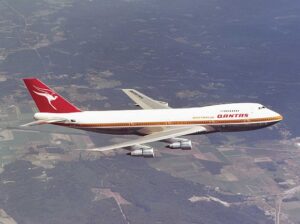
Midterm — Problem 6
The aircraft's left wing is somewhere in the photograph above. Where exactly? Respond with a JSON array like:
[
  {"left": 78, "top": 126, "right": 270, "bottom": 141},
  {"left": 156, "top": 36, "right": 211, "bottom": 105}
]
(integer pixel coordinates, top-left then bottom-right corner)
[
  {"left": 122, "top": 89, "right": 170, "bottom": 109},
  {"left": 84, "top": 125, "right": 207, "bottom": 152}
]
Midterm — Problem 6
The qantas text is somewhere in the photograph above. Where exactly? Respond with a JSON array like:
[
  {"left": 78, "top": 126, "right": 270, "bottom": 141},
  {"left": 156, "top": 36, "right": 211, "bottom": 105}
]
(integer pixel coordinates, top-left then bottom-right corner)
[{"left": 217, "top": 114, "right": 249, "bottom": 118}]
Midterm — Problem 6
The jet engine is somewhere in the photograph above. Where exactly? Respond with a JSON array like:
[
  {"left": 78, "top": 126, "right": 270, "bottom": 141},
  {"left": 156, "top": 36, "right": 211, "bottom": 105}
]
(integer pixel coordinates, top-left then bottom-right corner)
[
  {"left": 167, "top": 140, "right": 192, "bottom": 150},
  {"left": 128, "top": 145, "right": 155, "bottom": 158}
]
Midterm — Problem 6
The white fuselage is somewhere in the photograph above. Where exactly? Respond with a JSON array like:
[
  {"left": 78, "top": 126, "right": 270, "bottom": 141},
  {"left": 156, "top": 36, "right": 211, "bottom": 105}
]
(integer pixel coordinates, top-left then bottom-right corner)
[{"left": 33, "top": 103, "right": 283, "bottom": 135}]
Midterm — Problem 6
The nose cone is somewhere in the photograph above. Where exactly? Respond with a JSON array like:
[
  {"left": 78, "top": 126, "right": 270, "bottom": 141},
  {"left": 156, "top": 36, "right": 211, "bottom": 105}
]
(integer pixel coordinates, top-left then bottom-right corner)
[{"left": 272, "top": 110, "right": 283, "bottom": 122}]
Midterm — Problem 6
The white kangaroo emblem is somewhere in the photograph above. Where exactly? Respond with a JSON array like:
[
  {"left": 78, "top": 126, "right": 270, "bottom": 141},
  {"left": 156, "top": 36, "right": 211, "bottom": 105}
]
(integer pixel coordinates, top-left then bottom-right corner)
[{"left": 33, "top": 85, "right": 58, "bottom": 110}]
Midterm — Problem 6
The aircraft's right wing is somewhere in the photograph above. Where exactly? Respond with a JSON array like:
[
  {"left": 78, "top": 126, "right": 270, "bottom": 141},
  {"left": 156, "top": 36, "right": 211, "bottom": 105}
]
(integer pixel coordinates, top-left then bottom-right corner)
[
  {"left": 122, "top": 89, "right": 170, "bottom": 109},
  {"left": 84, "top": 125, "right": 207, "bottom": 152}
]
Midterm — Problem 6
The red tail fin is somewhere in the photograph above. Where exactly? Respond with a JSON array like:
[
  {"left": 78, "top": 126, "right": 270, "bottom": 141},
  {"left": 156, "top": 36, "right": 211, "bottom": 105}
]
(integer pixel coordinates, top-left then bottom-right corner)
[{"left": 23, "top": 78, "right": 81, "bottom": 113}]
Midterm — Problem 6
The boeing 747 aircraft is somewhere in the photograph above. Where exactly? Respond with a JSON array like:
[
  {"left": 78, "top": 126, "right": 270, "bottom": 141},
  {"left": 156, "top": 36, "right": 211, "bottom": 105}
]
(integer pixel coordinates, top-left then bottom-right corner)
[{"left": 22, "top": 78, "right": 283, "bottom": 157}]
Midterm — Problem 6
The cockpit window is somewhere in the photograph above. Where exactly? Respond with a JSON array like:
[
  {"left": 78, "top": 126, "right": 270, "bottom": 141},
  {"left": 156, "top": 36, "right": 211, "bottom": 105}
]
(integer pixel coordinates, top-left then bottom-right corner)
[{"left": 258, "top": 106, "right": 266, "bottom": 109}]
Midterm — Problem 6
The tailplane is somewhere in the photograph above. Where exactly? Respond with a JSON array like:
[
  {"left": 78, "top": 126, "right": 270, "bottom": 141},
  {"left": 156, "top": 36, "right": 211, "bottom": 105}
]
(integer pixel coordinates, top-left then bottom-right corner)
[{"left": 23, "top": 78, "right": 82, "bottom": 113}]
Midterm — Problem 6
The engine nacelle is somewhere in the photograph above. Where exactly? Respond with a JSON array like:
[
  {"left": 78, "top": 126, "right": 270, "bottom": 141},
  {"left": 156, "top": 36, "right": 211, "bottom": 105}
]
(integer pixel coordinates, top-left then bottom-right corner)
[
  {"left": 128, "top": 146, "right": 155, "bottom": 158},
  {"left": 167, "top": 140, "right": 192, "bottom": 150}
]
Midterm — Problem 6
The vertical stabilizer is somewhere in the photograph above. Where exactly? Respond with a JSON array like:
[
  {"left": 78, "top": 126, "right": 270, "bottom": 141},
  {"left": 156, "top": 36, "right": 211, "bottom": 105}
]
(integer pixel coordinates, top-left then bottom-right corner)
[{"left": 23, "top": 78, "right": 81, "bottom": 113}]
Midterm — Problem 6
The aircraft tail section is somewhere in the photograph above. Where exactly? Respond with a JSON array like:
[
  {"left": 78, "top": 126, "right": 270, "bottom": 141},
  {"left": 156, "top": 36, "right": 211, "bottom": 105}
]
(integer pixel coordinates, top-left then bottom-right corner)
[{"left": 23, "top": 78, "right": 82, "bottom": 113}]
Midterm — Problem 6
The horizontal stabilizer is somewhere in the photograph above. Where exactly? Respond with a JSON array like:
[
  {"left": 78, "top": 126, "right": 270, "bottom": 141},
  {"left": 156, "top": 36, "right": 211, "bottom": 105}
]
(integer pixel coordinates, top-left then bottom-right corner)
[{"left": 21, "top": 118, "right": 67, "bottom": 127}]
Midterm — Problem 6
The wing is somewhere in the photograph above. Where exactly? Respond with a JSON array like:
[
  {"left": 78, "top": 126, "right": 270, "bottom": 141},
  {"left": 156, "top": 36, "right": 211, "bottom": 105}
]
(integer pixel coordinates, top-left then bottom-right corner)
[
  {"left": 122, "top": 89, "right": 170, "bottom": 109},
  {"left": 84, "top": 125, "right": 207, "bottom": 152}
]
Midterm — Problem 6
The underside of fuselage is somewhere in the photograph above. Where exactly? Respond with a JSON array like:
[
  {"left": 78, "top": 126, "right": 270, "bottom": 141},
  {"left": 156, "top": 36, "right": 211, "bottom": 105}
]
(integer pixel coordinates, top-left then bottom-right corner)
[
  {"left": 55, "top": 120, "right": 279, "bottom": 136},
  {"left": 212, "top": 121, "right": 279, "bottom": 132}
]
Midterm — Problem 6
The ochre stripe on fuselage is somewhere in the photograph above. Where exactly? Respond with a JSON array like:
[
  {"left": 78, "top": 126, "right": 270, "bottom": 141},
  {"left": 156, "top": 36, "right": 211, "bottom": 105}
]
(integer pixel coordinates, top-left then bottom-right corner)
[{"left": 55, "top": 116, "right": 283, "bottom": 128}]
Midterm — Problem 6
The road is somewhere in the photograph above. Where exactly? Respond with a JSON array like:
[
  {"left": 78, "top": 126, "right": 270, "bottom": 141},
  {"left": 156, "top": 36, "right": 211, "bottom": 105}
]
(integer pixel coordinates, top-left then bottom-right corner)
[{"left": 275, "top": 185, "right": 300, "bottom": 224}]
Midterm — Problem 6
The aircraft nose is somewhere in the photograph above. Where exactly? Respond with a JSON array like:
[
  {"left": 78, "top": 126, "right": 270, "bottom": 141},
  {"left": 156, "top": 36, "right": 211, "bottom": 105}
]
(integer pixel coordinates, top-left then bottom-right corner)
[{"left": 272, "top": 110, "right": 283, "bottom": 121}]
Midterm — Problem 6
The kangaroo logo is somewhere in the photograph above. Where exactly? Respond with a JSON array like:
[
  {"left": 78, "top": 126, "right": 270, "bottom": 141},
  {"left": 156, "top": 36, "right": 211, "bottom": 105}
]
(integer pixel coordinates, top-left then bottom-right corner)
[{"left": 33, "top": 85, "right": 58, "bottom": 110}]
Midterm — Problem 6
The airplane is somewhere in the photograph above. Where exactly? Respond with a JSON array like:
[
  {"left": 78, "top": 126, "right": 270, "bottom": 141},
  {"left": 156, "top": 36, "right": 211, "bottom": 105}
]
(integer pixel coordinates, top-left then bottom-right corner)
[{"left": 22, "top": 78, "right": 283, "bottom": 157}]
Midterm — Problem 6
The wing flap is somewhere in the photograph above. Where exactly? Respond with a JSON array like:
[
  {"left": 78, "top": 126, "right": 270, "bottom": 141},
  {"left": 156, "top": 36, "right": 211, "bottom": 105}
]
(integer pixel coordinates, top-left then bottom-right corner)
[
  {"left": 84, "top": 125, "right": 207, "bottom": 152},
  {"left": 122, "top": 89, "right": 170, "bottom": 109}
]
